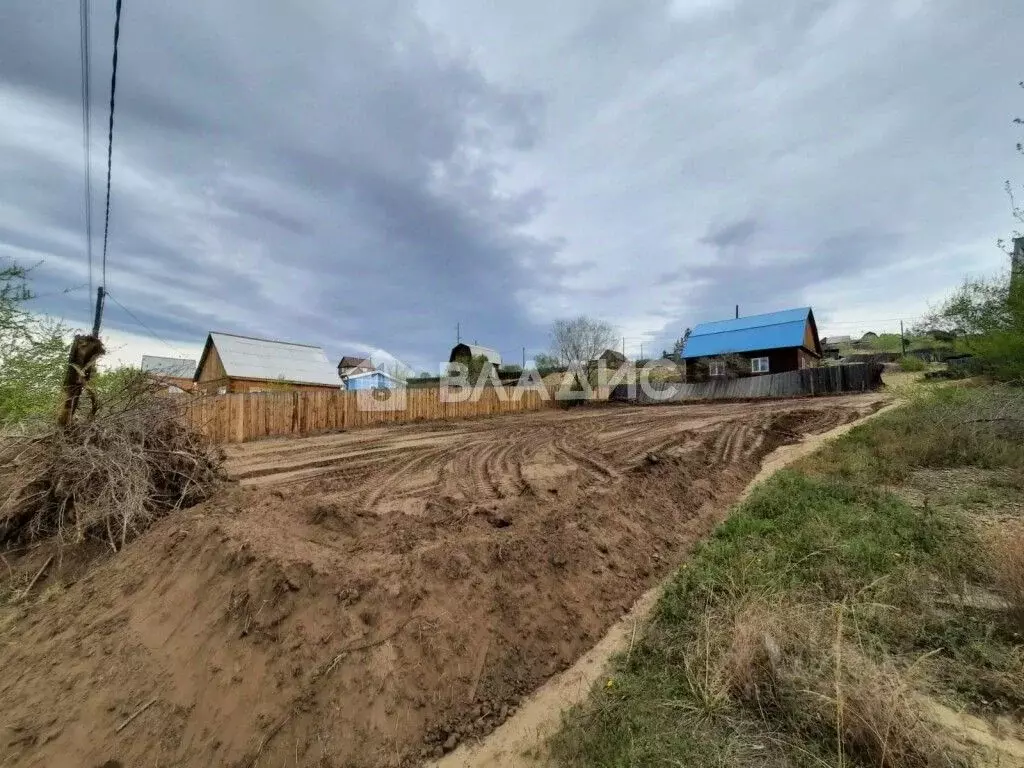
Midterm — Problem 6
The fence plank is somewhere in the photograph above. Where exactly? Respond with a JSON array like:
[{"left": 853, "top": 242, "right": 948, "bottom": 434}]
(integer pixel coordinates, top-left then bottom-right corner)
[
  {"left": 184, "top": 385, "right": 552, "bottom": 444},
  {"left": 616, "top": 363, "right": 884, "bottom": 404}
]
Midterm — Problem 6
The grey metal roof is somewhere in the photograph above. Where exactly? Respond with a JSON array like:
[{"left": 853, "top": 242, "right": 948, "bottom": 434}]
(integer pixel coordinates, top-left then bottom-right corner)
[
  {"left": 141, "top": 355, "right": 196, "bottom": 378},
  {"left": 822, "top": 335, "right": 852, "bottom": 347},
  {"left": 205, "top": 332, "right": 341, "bottom": 387}
]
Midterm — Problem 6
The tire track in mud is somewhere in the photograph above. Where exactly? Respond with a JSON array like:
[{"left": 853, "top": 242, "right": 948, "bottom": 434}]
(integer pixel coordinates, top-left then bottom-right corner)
[
  {"left": 552, "top": 435, "right": 619, "bottom": 483},
  {"left": 225, "top": 399, "right": 888, "bottom": 505}
]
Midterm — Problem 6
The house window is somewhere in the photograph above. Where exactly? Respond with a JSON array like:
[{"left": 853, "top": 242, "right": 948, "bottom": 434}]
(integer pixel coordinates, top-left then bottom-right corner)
[
  {"left": 751, "top": 357, "right": 770, "bottom": 374},
  {"left": 708, "top": 359, "right": 726, "bottom": 377},
  {"left": 217, "top": 386, "right": 227, "bottom": 395}
]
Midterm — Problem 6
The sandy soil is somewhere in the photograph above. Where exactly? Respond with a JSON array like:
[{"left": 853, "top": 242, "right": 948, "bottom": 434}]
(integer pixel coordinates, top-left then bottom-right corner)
[
  {"left": 431, "top": 400, "right": 902, "bottom": 768},
  {"left": 0, "top": 395, "right": 886, "bottom": 768}
]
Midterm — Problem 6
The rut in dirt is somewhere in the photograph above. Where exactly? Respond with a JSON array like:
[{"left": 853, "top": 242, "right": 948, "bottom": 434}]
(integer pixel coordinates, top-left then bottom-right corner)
[{"left": 0, "top": 395, "right": 886, "bottom": 768}]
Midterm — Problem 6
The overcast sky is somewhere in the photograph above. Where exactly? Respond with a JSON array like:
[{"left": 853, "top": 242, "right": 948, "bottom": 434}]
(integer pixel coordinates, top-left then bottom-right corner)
[{"left": 1, "top": 0, "right": 1021, "bottom": 370}]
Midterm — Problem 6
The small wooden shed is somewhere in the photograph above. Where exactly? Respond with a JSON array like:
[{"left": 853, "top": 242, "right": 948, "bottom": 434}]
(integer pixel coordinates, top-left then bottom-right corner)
[
  {"left": 141, "top": 355, "right": 196, "bottom": 393},
  {"left": 193, "top": 332, "right": 342, "bottom": 395}
]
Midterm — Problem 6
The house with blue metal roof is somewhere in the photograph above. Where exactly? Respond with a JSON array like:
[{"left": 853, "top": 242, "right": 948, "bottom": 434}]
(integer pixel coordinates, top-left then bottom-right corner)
[{"left": 681, "top": 307, "right": 822, "bottom": 379}]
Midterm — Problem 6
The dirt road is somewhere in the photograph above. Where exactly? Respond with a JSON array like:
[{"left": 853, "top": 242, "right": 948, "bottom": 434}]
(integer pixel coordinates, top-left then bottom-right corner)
[{"left": 0, "top": 395, "right": 885, "bottom": 768}]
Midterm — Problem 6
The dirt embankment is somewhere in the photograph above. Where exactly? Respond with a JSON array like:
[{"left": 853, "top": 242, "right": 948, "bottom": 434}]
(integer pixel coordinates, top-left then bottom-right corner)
[{"left": 0, "top": 395, "right": 884, "bottom": 768}]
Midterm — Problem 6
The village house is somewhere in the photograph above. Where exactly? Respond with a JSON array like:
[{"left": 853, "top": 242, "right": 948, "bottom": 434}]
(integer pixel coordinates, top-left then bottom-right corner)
[
  {"left": 591, "top": 349, "right": 628, "bottom": 368},
  {"left": 193, "top": 332, "right": 342, "bottom": 395},
  {"left": 337, "top": 356, "right": 375, "bottom": 378},
  {"left": 449, "top": 343, "right": 501, "bottom": 370},
  {"left": 681, "top": 307, "right": 822, "bottom": 379},
  {"left": 140, "top": 355, "right": 196, "bottom": 393},
  {"left": 341, "top": 371, "right": 406, "bottom": 391}
]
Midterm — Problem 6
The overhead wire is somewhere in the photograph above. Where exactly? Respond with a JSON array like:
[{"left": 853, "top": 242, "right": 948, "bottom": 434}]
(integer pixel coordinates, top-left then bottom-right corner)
[
  {"left": 28, "top": 283, "right": 90, "bottom": 301},
  {"left": 105, "top": 292, "right": 186, "bottom": 357},
  {"left": 78, "top": 0, "right": 93, "bottom": 309},
  {"left": 99, "top": 0, "right": 124, "bottom": 289}
]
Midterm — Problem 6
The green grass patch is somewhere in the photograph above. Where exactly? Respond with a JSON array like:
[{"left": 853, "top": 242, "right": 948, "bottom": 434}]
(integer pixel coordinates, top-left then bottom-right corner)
[{"left": 550, "top": 387, "right": 1024, "bottom": 768}]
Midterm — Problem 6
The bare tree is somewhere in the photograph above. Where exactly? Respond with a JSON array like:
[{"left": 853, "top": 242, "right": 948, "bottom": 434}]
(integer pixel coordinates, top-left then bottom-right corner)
[
  {"left": 550, "top": 316, "right": 616, "bottom": 366},
  {"left": 1000, "top": 80, "right": 1023, "bottom": 249},
  {"left": 372, "top": 356, "right": 411, "bottom": 382}
]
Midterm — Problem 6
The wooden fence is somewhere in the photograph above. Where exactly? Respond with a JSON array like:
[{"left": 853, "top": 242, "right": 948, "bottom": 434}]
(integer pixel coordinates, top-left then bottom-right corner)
[
  {"left": 182, "top": 386, "right": 549, "bottom": 444},
  {"left": 613, "top": 363, "right": 884, "bottom": 404}
]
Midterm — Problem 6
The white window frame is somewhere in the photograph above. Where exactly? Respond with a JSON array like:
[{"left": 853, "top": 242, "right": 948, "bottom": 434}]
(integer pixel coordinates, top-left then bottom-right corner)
[
  {"left": 751, "top": 356, "right": 770, "bottom": 374},
  {"left": 708, "top": 359, "right": 726, "bottom": 377}
]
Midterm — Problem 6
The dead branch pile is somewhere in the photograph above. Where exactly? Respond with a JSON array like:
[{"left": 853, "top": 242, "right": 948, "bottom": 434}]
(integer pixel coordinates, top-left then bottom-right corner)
[{"left": 0, "top": 377, "right": 221, "bottom": 550}]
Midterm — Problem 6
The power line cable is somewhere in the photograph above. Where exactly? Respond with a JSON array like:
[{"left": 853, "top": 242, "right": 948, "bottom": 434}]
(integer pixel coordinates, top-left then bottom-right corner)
[
  {"left": 105, "top": 292, "right": 185, "bottom": 357},
  {"left": 99, "top": 0, "right": 124, "bottom": 288},
  {"left": 28, "top": 283, "right": 90, "bottom": 301},
  {"left": 78, "top": 0, "right": 93, "bottom": 308}
]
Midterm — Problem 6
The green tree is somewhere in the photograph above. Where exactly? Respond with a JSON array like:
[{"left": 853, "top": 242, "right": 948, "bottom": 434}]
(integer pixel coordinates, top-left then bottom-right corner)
[
  {"left": 533, "top": 353, "right": 561, "bottom": 374},
  {"left": 663, "top": 328, "right": 691, "bottom": 362},
  {"left": 924, "top": 271, "right": 1024, "bottom": 382},
  {"left": 0, "top": 262, "right": 70, "bottom": 424}
]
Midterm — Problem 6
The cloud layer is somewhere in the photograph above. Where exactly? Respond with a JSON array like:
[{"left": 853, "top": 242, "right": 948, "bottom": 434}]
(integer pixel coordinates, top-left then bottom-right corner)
[{"left": 2, "top": 0, "right": 1021, "bottom": 367}]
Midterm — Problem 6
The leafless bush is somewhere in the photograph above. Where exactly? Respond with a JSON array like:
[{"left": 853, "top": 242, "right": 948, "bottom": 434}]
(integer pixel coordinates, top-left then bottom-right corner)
[{"left": 0, "top": 376, "right": 221, "bottom": 550}]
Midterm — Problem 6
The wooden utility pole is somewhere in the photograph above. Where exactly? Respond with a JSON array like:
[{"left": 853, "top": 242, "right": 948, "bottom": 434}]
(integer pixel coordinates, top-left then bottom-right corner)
[
  {"left": 900, "top": 320, "right": 908, "bottom": 356},
  {"left": 58, "top": 286, "right": 106, "bottom": 429},
  {"left": 91, "top": 286, "right": 106, "bottom": 336}
]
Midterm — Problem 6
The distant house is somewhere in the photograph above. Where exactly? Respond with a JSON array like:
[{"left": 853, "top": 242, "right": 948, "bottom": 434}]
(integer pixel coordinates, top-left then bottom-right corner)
[
  {"left": 338, "top": 356, "right": 375, "bottom": 378},
  {"left": 591, "top": 349, "right": 627, "bottom": 367},
  {"left": 141, "top": 355, "right": 196, "bottom": 393},
  {"left": 449, "top": 343, "right": 501, "bottom": 368},
  {"left": 821, "top": 335, "right": 851, "bottom": 347},
  {"left": 341, "top": 371, "right": 407, "bottom": 391},
  {"left": 193, "top": 332, "right": 342, "bottom": 395},
  {"left": 681, "top": 307, "right": 822, "bottom": 379},
  {"left": 821, "top": 335, "right": 851, "bottom": 361}
]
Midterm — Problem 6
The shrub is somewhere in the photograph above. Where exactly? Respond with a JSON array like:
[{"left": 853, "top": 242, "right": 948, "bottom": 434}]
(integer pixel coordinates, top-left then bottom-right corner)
[
  {"left": 898, "top": 355, "right": 927, "bottom": 372},
  {"left": 0, "top": 262, "right": 70, "bottom": 425}
]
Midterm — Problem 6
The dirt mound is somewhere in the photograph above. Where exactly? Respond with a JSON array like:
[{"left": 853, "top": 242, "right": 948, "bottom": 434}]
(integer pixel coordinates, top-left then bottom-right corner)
[{"left": 0, "top": 396, "right": 885, "bottom": 767}]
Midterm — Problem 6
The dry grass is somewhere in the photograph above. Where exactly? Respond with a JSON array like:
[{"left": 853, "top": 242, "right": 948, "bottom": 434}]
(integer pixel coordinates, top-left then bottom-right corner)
[
  {"left": 0, "top": 377, "right": 221, "bottom": 551},
  {"left": 684, "top": 599, "right": 949, "bottom": 768},
  {"left": 986, "top": 523, "right": 1024, "bottom": 631},
  {"left": 552, "top": 387, "right": 1024, "bottom": 768}
]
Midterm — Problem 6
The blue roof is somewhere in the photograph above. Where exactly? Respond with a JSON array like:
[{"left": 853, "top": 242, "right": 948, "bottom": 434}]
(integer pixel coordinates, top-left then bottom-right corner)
[{"left": 682, "top": 307, "right": 817, "bottom": 359}]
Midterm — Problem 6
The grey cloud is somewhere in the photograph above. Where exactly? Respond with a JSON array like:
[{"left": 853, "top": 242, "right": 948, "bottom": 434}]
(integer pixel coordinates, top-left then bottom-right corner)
[
  {"left": 3, "top": 0, "right": 1022, "bottom": 371},
  {"left": 700, "top": 218, "right": 760, "bottom": 249},
  {"left": 1, "top": 0, "right": 559, "bottom": 369}
]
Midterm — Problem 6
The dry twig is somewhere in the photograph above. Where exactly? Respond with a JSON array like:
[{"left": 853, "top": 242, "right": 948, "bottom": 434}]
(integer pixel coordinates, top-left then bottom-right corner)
[
  {"left": 115, "top": 697, "right": 158, "bottom": 733},
  {"left": 16, "top": 554, "right": 52, "bottom": 602}
]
